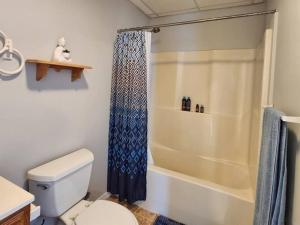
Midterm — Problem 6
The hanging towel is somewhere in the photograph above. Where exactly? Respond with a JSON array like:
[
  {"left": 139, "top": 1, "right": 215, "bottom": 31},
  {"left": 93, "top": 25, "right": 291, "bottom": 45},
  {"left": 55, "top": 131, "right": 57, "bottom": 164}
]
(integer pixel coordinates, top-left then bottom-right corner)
[{"left": 253, "top": 107, "right": 288, "bottom": 225}]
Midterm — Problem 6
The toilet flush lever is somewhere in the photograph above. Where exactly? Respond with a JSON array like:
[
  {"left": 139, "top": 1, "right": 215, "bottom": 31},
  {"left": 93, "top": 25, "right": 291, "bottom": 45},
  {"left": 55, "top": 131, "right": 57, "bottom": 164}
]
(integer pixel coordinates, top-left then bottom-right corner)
[{"left": 37, "top": 184, "right": 49, "bottom": 190}]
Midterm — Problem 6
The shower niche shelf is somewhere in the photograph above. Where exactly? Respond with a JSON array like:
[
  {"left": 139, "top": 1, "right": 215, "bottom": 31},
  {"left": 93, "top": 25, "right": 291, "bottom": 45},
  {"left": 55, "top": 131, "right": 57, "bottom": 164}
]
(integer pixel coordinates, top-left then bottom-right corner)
[
  {"left": 26, "top": 59, "right": 92, "bottom": 82},
  {"left": 155, "top": 106, "right": 210, "bottom": 115}
]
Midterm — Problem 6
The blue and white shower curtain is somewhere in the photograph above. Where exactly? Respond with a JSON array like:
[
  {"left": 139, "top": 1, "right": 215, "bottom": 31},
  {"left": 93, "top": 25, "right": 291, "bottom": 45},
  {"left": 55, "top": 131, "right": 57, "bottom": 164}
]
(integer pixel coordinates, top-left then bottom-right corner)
[{"left": 107, "top": 31, "right": 151, "bottom": 204}]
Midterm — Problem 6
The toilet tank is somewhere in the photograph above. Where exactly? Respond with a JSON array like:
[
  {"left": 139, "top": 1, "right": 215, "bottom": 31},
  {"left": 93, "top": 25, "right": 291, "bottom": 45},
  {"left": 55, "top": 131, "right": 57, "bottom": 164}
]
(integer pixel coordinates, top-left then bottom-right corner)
[{"left": 27, "top": 149, "right": 94, "bottom": 217}]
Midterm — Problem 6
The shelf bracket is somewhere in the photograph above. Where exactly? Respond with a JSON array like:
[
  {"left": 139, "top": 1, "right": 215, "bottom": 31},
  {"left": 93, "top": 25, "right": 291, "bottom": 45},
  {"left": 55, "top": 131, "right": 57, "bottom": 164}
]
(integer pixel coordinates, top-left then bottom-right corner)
[
  {"left": 71, "top": 68, "right": 83, "bottom": 82},
  {"left": 36, "top": 63, "right": 49, "bottom": 81}
]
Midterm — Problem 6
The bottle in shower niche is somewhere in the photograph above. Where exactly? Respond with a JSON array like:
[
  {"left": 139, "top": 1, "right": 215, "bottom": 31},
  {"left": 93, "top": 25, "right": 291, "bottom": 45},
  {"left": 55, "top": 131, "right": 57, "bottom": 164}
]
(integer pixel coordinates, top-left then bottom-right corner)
[
  {"left": 186, "top": 97, "right": 191, "bottom": 111},
  {"left": 200, "top": 105, "right": 205, "bottom": 113},
  {"left": 196, "top": 104, "right": 200, "bottom": 113},
  {"left": 182, "top": 97, "right": 187, "bottom": 111}
]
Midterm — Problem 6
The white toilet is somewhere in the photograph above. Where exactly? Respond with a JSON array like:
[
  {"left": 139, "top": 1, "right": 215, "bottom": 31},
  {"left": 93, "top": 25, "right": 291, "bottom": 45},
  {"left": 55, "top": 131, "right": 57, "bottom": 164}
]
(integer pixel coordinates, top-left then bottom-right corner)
[{"left": 27, "top": 149, "right": 138, "bottom": 225}]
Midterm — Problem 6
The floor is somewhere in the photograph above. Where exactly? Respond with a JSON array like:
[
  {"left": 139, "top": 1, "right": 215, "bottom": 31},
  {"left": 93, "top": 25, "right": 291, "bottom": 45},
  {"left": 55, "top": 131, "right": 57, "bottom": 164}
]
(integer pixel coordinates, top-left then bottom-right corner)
[{"left": 107, "top": 196, "right": 158, "bottom": 225}]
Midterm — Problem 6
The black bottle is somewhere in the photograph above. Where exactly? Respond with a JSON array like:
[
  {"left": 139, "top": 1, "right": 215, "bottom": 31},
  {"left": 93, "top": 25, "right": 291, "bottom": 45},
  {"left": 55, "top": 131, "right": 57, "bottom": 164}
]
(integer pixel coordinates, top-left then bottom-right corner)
[
  {"left": 200, "top": 105, "right": 204, "bottom": 113},
  {"left": 182, "top": 97, "right": 187, "bottom": 111},
  {"left": 186, "top": 97, "right": 191, "bottom": 112},
  {"left": 196, "top": 104, "right": 200, "bottom": 113}
]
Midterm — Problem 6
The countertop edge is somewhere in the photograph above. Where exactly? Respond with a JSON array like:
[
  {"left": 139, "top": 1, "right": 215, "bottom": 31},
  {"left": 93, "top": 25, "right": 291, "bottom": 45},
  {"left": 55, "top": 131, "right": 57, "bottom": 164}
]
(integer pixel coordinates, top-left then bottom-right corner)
[{"left": 0, "top": 196, "right": 34, "bottom": 221}]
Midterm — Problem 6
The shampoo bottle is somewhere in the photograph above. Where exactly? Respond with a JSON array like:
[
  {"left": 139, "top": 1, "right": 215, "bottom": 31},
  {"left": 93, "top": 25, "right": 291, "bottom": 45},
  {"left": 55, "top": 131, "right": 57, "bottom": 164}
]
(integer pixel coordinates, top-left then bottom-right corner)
[
  {"left": 182, "top": 97, "right": 187, "bottom": 111},
  {"left": 186, "top": 97, "right": 191, "bottom": 112},
  {"left": 200, "top": 105, "right": 204, "bottom": 113},
  {"left": 196, "top": 104, "right": 200, "bottom": 112}
]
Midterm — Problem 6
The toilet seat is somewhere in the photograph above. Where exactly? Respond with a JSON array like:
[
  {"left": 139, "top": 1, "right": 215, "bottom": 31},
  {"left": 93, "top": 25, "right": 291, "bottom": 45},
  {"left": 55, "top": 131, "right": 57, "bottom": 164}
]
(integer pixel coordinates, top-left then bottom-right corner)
[{"left": 75, "top": 200, "right": 138, "bottom": 225}]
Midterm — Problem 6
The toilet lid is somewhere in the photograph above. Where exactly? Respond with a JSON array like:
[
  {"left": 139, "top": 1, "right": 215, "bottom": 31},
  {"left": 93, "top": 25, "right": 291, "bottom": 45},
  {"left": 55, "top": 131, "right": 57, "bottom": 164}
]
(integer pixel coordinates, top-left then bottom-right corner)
[{"left": 75, "top": 200, "right": 138, "bottom": 225}]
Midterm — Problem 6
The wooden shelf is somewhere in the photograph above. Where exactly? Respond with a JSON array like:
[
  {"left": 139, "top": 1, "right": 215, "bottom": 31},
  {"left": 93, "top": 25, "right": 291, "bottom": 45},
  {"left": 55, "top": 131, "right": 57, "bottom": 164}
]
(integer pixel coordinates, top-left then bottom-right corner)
[{"left": 26, "top": 59, "right": 92, "bottom": 82}]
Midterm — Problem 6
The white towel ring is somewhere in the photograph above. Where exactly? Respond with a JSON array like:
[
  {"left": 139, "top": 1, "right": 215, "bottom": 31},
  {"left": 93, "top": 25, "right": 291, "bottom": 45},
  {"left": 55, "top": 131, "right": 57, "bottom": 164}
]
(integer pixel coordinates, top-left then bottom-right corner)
[
  {"left": 0, "top": 48, "right": 25, "bottom": 76},
  {"left": 0, "top": 30, "right": 25, "bottom": 76},
  {"left": 0, "top": 30, "right": 8, "bottom": 55}
]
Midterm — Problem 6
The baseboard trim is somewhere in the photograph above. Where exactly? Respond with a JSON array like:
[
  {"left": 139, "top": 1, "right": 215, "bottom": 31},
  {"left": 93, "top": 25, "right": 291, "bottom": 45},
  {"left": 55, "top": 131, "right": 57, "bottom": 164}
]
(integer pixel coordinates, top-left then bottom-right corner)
[{"left": 97, "top": 192, "right": 111, "bottom": 200}]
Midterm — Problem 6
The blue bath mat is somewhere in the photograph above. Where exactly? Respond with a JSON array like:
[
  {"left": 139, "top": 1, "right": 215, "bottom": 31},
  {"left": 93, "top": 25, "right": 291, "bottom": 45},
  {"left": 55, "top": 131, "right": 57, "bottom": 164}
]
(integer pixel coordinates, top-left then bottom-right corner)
[{"left": 154, "top": 215, "right": 185, "bottom": 225}]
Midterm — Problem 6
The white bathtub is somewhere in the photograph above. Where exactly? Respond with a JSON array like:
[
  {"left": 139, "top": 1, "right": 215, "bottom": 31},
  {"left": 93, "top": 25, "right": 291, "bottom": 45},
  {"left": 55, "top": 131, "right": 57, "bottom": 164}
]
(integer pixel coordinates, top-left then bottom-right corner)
[{"left": 140, "top": 144, "right": 255, "bottom": 225}]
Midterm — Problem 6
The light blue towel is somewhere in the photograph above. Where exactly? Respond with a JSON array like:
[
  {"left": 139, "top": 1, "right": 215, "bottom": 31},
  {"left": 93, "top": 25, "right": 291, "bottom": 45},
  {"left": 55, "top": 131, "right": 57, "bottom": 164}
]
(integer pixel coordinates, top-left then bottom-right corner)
[{"left": 253, "top": 107, "right": 287, "bottom": 225}]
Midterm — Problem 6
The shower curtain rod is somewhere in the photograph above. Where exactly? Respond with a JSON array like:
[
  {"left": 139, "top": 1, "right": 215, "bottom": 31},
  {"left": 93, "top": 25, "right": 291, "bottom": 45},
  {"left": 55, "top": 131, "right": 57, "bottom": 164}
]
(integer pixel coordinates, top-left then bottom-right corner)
[{"left": 117, "top": 9, "right": 277, "bottom": 33}]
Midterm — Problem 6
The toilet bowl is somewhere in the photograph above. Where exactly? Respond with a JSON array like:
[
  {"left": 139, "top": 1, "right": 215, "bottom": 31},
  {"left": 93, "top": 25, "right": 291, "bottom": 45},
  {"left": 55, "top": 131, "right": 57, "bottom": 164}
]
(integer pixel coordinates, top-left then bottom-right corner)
[
  {"left": 59, "top": 200, "right": 138, "bottom": 225},
  {"left": 27, "top": 149, "right": 138, "bottom": 225}
]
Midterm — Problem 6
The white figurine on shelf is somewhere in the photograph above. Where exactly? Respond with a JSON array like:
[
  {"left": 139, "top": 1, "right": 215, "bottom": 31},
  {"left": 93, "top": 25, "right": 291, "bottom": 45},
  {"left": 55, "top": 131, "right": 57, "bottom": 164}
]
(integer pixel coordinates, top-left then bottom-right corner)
[{"left": 52, "top": 37, "right": 72, "bottom": 63}]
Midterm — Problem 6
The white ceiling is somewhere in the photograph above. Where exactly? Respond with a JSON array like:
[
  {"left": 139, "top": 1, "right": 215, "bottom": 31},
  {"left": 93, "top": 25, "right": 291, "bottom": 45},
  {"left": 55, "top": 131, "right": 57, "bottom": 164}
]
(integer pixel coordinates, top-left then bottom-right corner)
[{"left": 129, "top": 0, "right": 265, "bottom": 18}]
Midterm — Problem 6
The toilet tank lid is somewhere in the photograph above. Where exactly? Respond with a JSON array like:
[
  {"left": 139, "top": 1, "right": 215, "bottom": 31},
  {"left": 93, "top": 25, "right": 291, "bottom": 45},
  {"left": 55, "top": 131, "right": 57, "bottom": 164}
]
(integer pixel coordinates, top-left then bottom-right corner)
[{"left": 27, "top": 149, "right": 94, "bottom": 182}]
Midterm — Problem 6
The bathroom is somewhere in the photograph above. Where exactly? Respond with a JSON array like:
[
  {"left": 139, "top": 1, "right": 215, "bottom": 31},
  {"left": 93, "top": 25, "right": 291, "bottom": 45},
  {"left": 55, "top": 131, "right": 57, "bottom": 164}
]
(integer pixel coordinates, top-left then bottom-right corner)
[{"left": 0, "top": 0, "right": 299, "bottom": 225}]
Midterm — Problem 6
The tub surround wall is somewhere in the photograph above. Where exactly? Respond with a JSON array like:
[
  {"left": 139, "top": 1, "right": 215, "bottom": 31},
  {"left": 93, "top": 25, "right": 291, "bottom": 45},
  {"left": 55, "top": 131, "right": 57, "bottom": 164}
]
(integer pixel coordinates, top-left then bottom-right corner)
[
  {"left": 148, "top": 47, "right": 274, "bottom": 225},
  {"left": 0, "top": 0, "right": 149, "bottom": 198},
  {"left": 151, "top": 49, "right": 257, "bottom": 165},
  {"left": 248, "top": 39, "right": 264, "bottom": 192},
  {"left": 151, "top": 144, "right": 253, "bottom": 198},
  {"left": 249, "top": 29, "right": 273, "bottom": 192}
]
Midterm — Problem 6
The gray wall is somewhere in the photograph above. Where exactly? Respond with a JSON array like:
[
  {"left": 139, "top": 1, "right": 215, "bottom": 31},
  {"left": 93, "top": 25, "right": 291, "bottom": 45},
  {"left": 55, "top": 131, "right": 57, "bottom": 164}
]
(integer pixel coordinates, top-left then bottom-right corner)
[
  {"left": 0, "top": 0, "right": 148, "bottom": 198},
  {"left": 150, "top": 4, "right": 266, "bottom": 52},
  {"left": 266, "top": 0, "right": 300, "bottom": 224}
]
